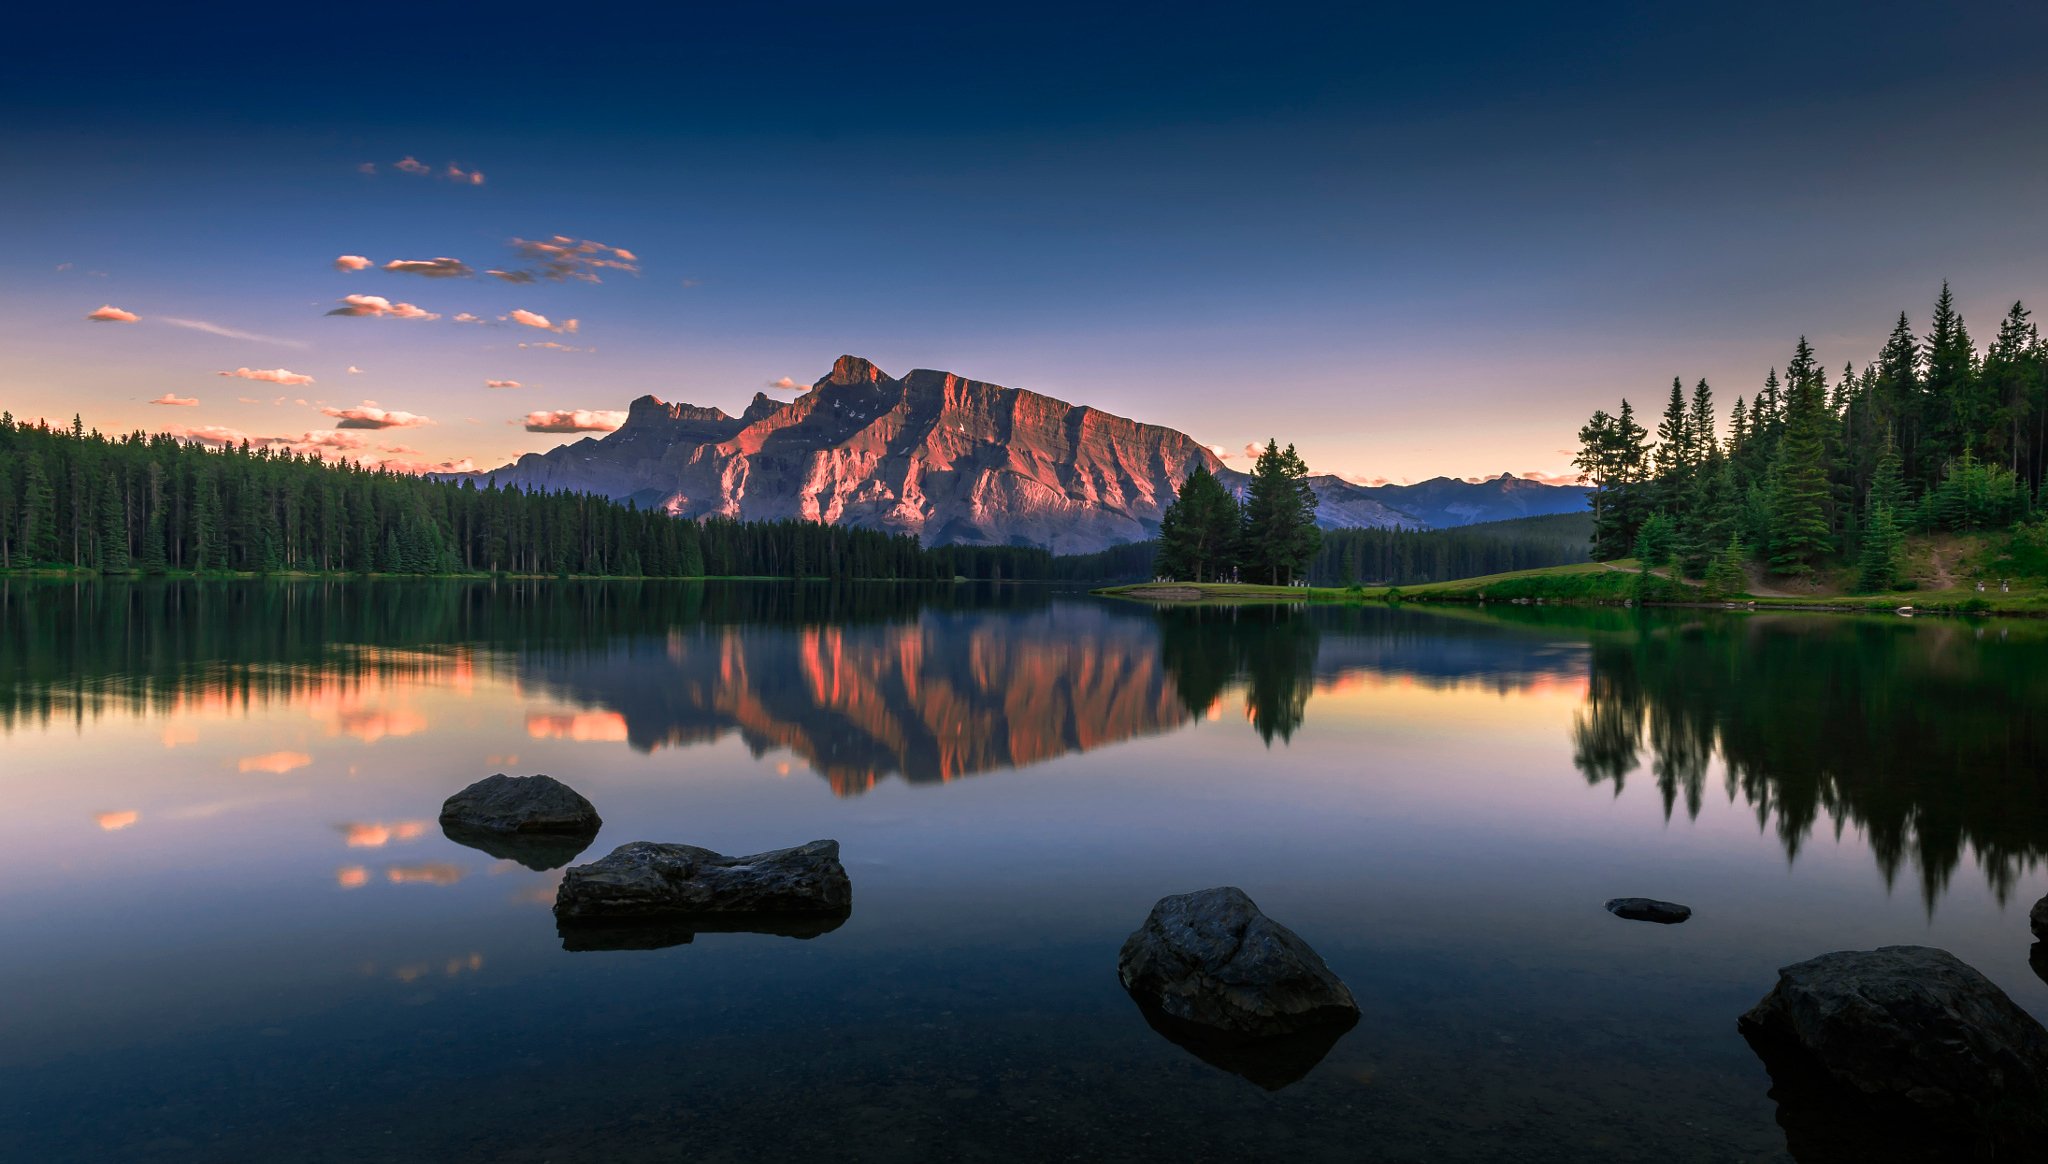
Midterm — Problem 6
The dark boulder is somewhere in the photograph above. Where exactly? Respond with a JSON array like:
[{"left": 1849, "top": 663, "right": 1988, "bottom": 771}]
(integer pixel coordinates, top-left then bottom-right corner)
[
  {"left": 554, "top": 839, "right": 851, "bottom": 923},
  {"left": 1738, "top": 945, "right": 2048, "bottom": 1149},
  {"left": 2030, "top": 893, "right": 2048, "bottom": 941},
  {"left": 439, "top": 774, "right": 601, "bottom": 835},
  {"left": 1605, "top": 897, "right": 1692, "bottom": 924},
  {"left": 1117, "top": 886, "right": 1358, "bottom": 1042}
]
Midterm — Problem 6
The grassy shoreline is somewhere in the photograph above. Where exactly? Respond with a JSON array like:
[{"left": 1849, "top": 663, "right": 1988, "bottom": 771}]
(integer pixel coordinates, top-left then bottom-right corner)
[{"left": 1094, "top": 561, "right": 2048, "bottom": 616}]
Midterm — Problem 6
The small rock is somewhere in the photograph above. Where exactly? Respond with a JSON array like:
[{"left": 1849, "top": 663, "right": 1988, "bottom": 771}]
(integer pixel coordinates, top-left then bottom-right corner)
[
  {"left": 1605, "top": 897, "right": 1692, "bottom": 924},
  {"left": 554, "top": 839, "right": 851, "bottom": 923},
  {"left": 439, "top": 773, "right": 601, "bottom": 835},
  {"left": 1117, "top": 886, "right": 1358, "bottom": 1041},
  {"left": 1738, "top": 945, "right": 2048, "bottom": 1143},
  {"left": 2030, "top": 894, "right": 2048, "bottom": 941}
]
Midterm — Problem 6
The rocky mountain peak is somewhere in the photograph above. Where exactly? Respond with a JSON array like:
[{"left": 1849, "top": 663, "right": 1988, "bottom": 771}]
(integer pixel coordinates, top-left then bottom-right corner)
[{"left": 827, "top": 355, "right": 888, "bottom": 386}]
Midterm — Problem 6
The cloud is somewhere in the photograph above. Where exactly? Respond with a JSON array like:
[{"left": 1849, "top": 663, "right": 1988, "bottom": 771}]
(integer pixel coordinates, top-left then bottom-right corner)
[
  {"left": 322, "top": 403, "right": 431, "bottom": 429},
  {"left": 768, "top": 376, "right": 803, "bottom": 390},
  {"left": 1208, "top": 444, "right": 1230, "bottom": 459},
  {"left": 394, "top": 156, "right": 430, "bottom": 175},
  {"left": 518, "top": 409, "right": 625, "bottom": 433},
  {"left": 169, "top": 423, "right": 256, "bottom": 447},
  {"left": 347, "top": 365, "right": 363, "bottom": 374},
  {"left": 383, "top": 257, "right": 472, "bottom": 278},
  {"left": 485, "top": 379, "right": 521, "bottom": 389},
  {"left": 326, "top": 294, "right": 439, "bottom": 320},
  {"left": 452, "top": 313, "right": 484, "bottom": 324},
  {"left": 149, "top": 393, "right": 199, "bottom": 406},
  {"left": 445, "top": 163, "right": 485, "bottom": 186},
  {"left": 484, "top": 268, "right": 536, "bottom": 284},
  {"left": 518, "top": 341, "right": 585, "bottom": 352},
  {"left": 356, "top": 162, "right": 377, "bottom": 175},
  {"left": 507, "top": 308, "right": 577, "bottom": 333},
  {"left": 1520, "top": 470, "right": 1585, "bottom": 486},
  {"left": 159, "top": 317, "right": 308, "bottom": 347},
  {"left": 219, "top": 366, "right": 315, "bottom": 386},
  {"left": 499, "top": 236, "right": 639, "bottom": 283},
  {"left": 334, "top": 254, "right": 372, "bottom": 272},
  {"left": 1242, "top": 443, "right": 1262, "bottom": 460},
  {"left": 96, "top": 810, "right": 140, "bottom": 831},
  {"left": 87, "top": 304, "right": 139, "bottom": 322},
  {"left": 375, "top": 455, "right": 479, "bottom": 475}
]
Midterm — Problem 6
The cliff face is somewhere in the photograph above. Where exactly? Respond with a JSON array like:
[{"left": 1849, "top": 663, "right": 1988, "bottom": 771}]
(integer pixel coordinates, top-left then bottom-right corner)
[{"left": 483, "top": 355, "right": 1583, "bottom": 549}]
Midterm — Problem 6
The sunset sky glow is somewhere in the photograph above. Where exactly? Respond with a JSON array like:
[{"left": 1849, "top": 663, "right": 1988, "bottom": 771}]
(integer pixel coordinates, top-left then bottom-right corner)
[{"left": 6, "top": 1, "right": 2048, "bottom": 483}]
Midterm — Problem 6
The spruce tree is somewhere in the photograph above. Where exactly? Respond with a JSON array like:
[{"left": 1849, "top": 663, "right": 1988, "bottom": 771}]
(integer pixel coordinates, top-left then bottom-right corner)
[
  {"left": 1766, "top": 338, "right": 1835, "bottom": 574},
  {"left": 1154, "top": 463, "right": 1240, "bottom": 582},
  {"left": 1239, "top": 440, "right": 1320, "bottom": 585}
]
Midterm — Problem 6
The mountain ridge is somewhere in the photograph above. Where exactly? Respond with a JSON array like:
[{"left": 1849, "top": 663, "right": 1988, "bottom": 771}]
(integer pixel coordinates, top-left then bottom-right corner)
[{"left": 478, "top": 356, "right": 1586, "bottom": 553}]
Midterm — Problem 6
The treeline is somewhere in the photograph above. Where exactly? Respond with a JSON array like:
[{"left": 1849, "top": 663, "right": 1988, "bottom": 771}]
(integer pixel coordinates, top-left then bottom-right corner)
[
  {"left": 0, "top": 414, "right": 941, "bottom": 579},
  {"left": 1576, "top": 284, "right": 2045, "bottom": 589},
  {"left": 1307, "top": 513, "right": 1591, "bottom": 585}
]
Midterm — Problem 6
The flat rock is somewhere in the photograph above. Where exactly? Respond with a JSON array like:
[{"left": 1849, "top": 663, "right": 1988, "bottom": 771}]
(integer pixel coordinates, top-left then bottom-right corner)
[
  {"left": 1117, "top": 886, "right": 1358, "bottom": 1041},
  {"left": 439, "top": 773, "right": 601, "bottom": 835},
  {"left": 554, "top": 839, "right": 851, "bottom": 923},
  {"left": 1605, "top": 897, "right": 1692, "bottom": 924},
  {"left": 1738, "top": 945, "right": 2048, "bottom": 1142}
]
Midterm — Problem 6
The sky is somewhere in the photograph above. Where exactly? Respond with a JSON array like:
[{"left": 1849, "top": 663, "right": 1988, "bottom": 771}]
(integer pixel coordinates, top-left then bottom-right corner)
[{"left": 5, "top": 0, "right": 2048, "bottom": 484}]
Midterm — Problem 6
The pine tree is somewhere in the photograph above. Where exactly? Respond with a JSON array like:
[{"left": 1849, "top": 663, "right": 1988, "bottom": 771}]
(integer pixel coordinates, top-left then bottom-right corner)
[
  {"left": 1766, "top": 338, "right": 1835, "bottom": 574},
  {"left": 97, "top": 469, "right": 128, "bottom": 572},
  {"left": 1705, "top": 533, "right": 1748, "bottom": 598},
  {"left": 1239, "top": 440, "right": 1320, "bottom": 585},
  {"left": 1155, "top": 463, "right": 1240, "bottom": 582}
]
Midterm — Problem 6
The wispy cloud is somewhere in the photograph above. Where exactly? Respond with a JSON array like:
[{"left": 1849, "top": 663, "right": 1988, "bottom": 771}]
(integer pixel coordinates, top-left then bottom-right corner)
[
  {"left": 394, "top": 156, "right": 430, "bottom": 175},
  {"left": 383, "top": 257, "right": 472, "bottom": 278},
  {"left": 169, "top": 423, "right": 257, "bottom": 447},
  {"left": 149, "top": 393, "right": 199, "bottom": 406},
  {"left": 498, "top": 236, "right": 638, "bottom": 283},
  {"left": 484, "top": 268, "right": 536, "bottom": 284},
  {"left": 518, "top": 408, "right": 625, "bottom": 433},
  {"left": 445, "top": 163, "right": 485, "bottom": 186},
  {"left": 1520, "top": 470, "right": 1584, "bottom": 486},
  {"left": 452, "top": 312, "right": 484, "bottom": 324},
  {"left": 377, "top": 455, "right": 479, "bottom": 475},
  {"left": 347, "top": 365, "right": 363, "bottom": 374},
  {"left": 518, "top": 341, "right": 586, "bottom": 352},
  {"left": 485, "top": 379, "right": 521, "bottom": 389},
  {"left": 160, "top": 317, "right": 309, "bottom": 347},
  {"left": 507, "top": 308, "right": 576, "bottom": 333},
  {"left": 323, "top": 402, "right": 432, "bottom": 429},
  {"left": 219, "top": 367, "right": 315, "bottom": 386},
  {"left": 334, "top": 255, "right": 372, "bottom": 272},
  {"left": 367, "top": 156, "right": 484, "bottom": 185},
  {"left": 326, "top": 294, "right": 439, "bottom": 320},
  {"left": 87, "top": 304, "right": 139, "bottom": 323},
  {"left": 768, "top": 376, "right": 803, "bottom": 390}
]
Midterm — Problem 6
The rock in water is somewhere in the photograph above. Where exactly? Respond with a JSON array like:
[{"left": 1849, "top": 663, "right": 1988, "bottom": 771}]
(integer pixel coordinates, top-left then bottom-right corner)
[
  {"left": 2031, "top": 893, "right": 2048, "bottom": 940},
  {"left": 439, "top": 773, "right": 602, "bottom": 835},
  {"left": 554, "top": 840, "right": 851, "bottom": 922},
  {"left": 1117, "top": 887, "right": 1358, "bottom": 1041},
  {"left": 1738, "top": 945, "right": 2048, "bottom": 1143},
  {"left": 1605, "top": 897, "right": 1692, "bottom": 924}
]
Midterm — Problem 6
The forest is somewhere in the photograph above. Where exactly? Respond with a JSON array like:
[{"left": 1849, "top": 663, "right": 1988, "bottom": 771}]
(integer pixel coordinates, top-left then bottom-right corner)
[
  {"left": 0, "top": 413, "right": 940, "bottom": 579},
  {"left": 1574, "top": 284, "right": 2047, "bottom": 589}
]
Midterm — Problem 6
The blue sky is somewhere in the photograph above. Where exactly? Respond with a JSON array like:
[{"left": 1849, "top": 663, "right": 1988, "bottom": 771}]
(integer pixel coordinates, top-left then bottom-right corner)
[{"left": 5, "top": 0, "right": 2047, "bottom": 481}]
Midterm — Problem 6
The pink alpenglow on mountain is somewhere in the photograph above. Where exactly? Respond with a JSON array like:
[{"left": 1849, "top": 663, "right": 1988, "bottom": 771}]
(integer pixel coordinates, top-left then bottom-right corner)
[{"left": 477, "top": 356, "right": 1582, "bottom": 553}]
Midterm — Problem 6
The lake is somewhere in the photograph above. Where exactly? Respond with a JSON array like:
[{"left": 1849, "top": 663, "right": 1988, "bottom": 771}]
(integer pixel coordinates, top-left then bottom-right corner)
[{"left": 2, "top": 580, "right": 2044, "bottom": 1162}]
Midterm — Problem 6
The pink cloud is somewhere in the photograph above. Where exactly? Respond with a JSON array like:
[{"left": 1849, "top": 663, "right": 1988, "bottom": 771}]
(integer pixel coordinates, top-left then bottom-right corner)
[
  {"left": 499, "top": 236, "right": 639, "bottom": 283},
  {"left": 518, "top": 409, "right": 625, "bottom": 434},
  {"left": 87, "top": 304, "right": 139, "bottom": 323},
  {"left": 326, "top": 294, "right": 439, "bottom": 320},
  {"left": 376, "top": 455, "right": 479, "bottom": 475},
  {"left": 394, "top": 156, "right": 430, "bottom": 175},
  {"left": 507, "top": 308, "right": 577, "bottom": 333},
  {"left": 218, "top": 367, "right": 315, "bottom": 386},
  {"left": 485, "top": 379, "right": 521, "bottom": 389},
  {"left": 347, "top": 365, "right": 363, "bottom": 374},
  {"left": 383, "top": 257, "right": 472, "bottom": 278},
  {"left": 322, "top": 403, "right": 432, "bottom": 430},
  {"left": 452, "top": 312, "right": 484, "bottom": 324},
  {"left": 445, "top": 163, "right": 485, "bottom": 186},
  {"left": 334, "top": 255, "right": 372, "bottom": 272},
  {"left": 518, "top": 341, "right": 585, "bottom": 352},
  {"left": 768, "top": 377, "right": 802, "bottom": 390},
  {"left": 149, "top": 393, "right": 199, "bottom": 406},
  {"left": 1520, "top": 470, "right": 1585, "bottom": 486},
  {"left": 484, "top": 268, "right": 536, "bottom": 284},
  {"left": 169, "top": 424, "right": 256, "bottom": 447}
]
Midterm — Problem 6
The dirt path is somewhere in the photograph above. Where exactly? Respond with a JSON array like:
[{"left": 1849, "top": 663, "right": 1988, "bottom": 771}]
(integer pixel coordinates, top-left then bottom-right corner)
[
  {"left": 1739, "top": 564, "right": 1798, "bottom": 598},
  {"left": 1929, "top": 547, "right": 1956, "bottom": 590}
]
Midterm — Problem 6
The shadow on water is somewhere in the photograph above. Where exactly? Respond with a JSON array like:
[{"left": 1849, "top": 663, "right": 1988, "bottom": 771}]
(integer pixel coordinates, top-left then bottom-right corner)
[
  {"left": 557, "top": 911, "right": 851, "bottom": 953},
  {"left": 1126, "top": 996, "right": 1356, "bottom": 1091}
]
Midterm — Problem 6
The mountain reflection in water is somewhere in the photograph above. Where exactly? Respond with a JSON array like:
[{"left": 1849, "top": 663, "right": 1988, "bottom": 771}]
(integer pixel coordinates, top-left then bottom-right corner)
[{"left": 3, "top": 580, "right": 2046, "bottom": 905}]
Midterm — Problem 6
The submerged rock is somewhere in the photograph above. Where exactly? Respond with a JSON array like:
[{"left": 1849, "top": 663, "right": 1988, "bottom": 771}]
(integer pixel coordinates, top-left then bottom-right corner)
[
  {"left": 1117, "top": 886, "right": 1358, "bottom": 1041},
  {"left": 1738, "top": 945, "right": 2048, "bottom": 1147},
  {"left": 439, "top": 774, "right": 601, "bottom": 835},
  {"left": 554, "top": 839, "right": 851, "bottom": 923},
  {"left": 1128, "top": 995, "right": 1353, "bottom": 1090},
  {"left": 1605, "top": 897, "right": 1692, "bottom": 924}
]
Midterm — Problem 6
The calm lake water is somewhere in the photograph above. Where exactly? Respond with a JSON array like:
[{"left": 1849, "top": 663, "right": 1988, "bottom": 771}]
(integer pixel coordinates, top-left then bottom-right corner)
[{"left": 3, "top": 580, "right": 2045, "bottom": 1162}]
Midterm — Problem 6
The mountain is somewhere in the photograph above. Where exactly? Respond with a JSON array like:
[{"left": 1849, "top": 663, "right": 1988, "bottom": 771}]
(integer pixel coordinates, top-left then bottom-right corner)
[{"left": 479, "top": 355, "right": 1585, "bottom": 552}]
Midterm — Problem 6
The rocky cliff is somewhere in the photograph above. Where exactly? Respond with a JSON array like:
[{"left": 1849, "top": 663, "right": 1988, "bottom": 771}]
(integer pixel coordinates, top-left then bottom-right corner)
[{"left": 482, "top": 355, "right": 1583, "bottom": 551}]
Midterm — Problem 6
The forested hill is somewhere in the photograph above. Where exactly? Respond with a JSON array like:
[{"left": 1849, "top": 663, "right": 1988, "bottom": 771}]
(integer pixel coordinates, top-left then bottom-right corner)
[
  {"left": 0, "top": 413, "right": 939, "bottom": 578},
  {"left": 1574, "top": 283, "right": 2046, "bottom": 590}
]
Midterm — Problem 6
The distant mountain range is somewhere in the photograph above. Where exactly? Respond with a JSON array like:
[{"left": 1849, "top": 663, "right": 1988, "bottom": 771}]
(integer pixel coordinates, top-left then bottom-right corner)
[{"left": 476, "top": 356, "right": 1587, "bottom": 554}]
